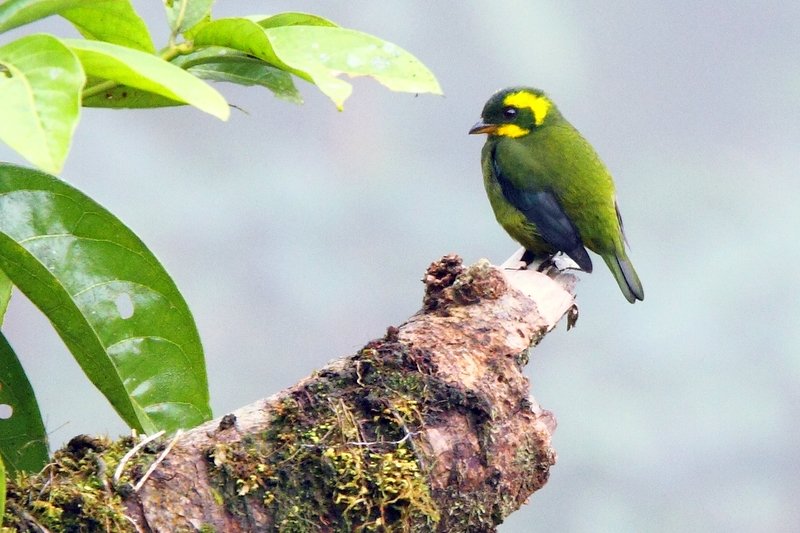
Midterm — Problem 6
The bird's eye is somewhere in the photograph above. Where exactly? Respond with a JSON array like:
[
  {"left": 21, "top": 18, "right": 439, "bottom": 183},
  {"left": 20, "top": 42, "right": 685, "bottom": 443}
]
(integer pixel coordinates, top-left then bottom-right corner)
[{"left": 502, "top": 107, "right": 517, "bottom": 119}]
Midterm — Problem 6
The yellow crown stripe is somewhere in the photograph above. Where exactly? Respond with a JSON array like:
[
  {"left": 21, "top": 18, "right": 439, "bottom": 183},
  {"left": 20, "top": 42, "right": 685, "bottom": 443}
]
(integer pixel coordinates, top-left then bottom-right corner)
[{"left": 503, "top": 91, "right": 551, "bottom": 126}]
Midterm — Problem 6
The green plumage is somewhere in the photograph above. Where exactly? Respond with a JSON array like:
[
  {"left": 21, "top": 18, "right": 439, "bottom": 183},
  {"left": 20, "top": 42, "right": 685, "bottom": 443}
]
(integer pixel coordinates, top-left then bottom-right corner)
[{"left": 470, "top": 87, "right": 644, "bottom": 303}]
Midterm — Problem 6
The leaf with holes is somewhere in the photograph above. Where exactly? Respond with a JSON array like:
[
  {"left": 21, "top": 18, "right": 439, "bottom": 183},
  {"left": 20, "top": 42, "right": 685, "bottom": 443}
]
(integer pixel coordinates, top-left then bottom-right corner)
[
  {"left": 0, "top": 332, "right": 49, "bottom": 475},
  {"left": 0, "top": 163, "right": 212, "bottom": 434}
]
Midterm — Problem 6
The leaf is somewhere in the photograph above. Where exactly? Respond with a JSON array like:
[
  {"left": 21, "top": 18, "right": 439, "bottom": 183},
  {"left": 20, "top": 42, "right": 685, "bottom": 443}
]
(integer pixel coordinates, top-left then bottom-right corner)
[
  {"left": 0, "top": 163, "right": 213, "bottom": 434},
  {"left": 0, "top": 454, "right": 4, "bottom": 520},
  {"left": 0, "top": 34, "right": 83, "bottom": 174},
  {"left": 0, "top": 331, "right": 49, "bottom": 476},
  {"left": 63, "top": 39, "right": 229, "bottom": 119},
  {"left": 255, "top": 12, "right": 338, "bottom": 29},
  {"left": 174, "top": 47, "right": 302, "bottom": 104},
  {"left": 0, "top": 269, "right": 12, "bottom": 326},
  {"left": 61, "top": 0, "right": 155, "bottom": 53},
  {"left": 192, "top": 18, "right": 298, "bottom": 76},
  {"left": 192, "top": 18, "right": 442, "bottom": 110},
  {"left": 165, "top": 0, "right": 214, "bottom": 34},
  {"left": 0, "top": 0, "right": 106, "bottom": 34},
  {"left": 81, "top": 77, "right": 187, "bottom": 109},
  {"left": 190, "top": 59, "right": 302, "bottom": 104},
  {"left": 181, "top": 12, "right": 210, "bottom": 41},
  {"left": 265, "top": 25, "right": 443, "bottom": 110}
]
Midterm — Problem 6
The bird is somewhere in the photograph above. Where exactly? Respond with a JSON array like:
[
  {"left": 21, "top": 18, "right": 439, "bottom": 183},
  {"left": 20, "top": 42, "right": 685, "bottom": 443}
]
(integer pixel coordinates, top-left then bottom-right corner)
[{"left": 469, "top": 86, "right": 644, "bottom": 303}]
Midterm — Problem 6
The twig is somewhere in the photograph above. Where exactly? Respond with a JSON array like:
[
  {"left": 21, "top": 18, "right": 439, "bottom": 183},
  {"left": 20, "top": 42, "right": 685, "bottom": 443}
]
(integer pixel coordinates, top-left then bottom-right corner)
[
  {"left": 123, "top": 514, "right": 147, "bottom": 533},
  {"left": 134, "top": 430, "right": 183, "bottom": 492},
  {"left": 113, "top": 431, "right": 166, "bottom": 485}
]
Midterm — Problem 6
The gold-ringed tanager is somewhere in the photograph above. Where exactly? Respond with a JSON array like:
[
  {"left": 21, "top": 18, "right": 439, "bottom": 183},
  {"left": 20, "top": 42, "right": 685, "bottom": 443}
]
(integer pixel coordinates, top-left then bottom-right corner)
[{"left": 469, "top": 87, "right": 644, "bottom": 303}]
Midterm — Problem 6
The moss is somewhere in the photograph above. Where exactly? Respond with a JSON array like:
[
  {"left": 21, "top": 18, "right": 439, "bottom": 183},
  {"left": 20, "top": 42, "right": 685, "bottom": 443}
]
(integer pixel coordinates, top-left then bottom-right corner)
[
  {"left": 514, "top": 346, "right": 531, "bottom": 368},
  {"left": 205, "top": 336, "right": 443, "bottom": 532},
  {"left": 1, "top": 434, "right": 151, "bottom": 533},
  {"left": 435, "top": 485, "right": 495, "bottom": 532}
]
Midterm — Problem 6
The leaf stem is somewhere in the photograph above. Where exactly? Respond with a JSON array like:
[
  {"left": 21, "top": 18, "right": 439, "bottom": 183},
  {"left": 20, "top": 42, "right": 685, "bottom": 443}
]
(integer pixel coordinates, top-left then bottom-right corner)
[
  {"left": 81, "top": 42, "right": 195, "bottom": 102},
  {"left": 82, "top": 79, "right": 119, "bottom": 100},
  {"left": 160, "top": 41, "right": 193, "bottom": 63},
  {"left": 169, "top": 0, "right": 190, "bottom": 47},
  {"left": 179, "top": 55, "right": 263, "bottom": 70}
]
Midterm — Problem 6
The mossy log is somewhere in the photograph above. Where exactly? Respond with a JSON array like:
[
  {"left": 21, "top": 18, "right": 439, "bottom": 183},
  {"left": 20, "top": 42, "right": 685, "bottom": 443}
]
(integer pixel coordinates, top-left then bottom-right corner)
[{"left": 3, "top": 255, "right": 577, "bottom": 533}]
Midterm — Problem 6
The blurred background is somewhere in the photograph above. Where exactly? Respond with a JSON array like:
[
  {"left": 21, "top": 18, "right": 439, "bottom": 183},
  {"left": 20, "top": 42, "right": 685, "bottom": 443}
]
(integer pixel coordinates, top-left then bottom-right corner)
[{"left": 2, "top": 1, "right": 799, "bottom": 531}]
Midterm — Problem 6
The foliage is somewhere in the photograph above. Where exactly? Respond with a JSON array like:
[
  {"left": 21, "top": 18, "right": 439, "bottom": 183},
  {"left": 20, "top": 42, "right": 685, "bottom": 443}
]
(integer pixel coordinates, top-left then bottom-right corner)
[
  {"left": 0, "top": 0, "right": 442, "bottom": 174},
  {"left": 0, "top": 163, "right": 211, "bottom": 439},
  {"left": 0, "top": 330, "right": 48, "bottom": 474},
  {"left": 0, "top": 0, "right": 441, "bottom": 481},
  {"left": 0, "top": 454, "right": 4, "bottom": 523}
]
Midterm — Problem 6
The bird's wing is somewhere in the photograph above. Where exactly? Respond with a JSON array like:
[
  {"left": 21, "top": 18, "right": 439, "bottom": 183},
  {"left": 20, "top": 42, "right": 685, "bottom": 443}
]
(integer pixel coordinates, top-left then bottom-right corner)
[{"left": 491, "top": 154, "right": 593, "bottom": 272}]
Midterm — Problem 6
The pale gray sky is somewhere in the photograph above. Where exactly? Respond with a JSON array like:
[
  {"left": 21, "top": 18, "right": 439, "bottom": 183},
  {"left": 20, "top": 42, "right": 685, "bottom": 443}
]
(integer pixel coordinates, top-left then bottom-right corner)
[{"left": 2, "top": 2, "right": 798, "bottom": 531}]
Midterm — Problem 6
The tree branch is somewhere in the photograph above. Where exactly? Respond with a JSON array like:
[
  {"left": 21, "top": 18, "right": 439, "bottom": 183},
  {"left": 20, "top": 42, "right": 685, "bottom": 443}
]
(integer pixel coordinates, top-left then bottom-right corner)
[{"left": 3, "top": 255, "right": 577, "bottom": 533}]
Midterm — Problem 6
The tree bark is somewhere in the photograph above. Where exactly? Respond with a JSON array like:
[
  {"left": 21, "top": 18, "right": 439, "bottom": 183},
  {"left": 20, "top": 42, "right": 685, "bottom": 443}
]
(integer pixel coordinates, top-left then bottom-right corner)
[{"left": 4, "top": 255, "right": 577, "bottom": 533}]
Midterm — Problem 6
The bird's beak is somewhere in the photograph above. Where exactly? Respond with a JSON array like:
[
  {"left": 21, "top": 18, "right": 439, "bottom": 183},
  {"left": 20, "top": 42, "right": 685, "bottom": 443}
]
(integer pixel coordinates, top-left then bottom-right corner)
[{"left": 469, "top": 121, "right": 497, "bottom": 135}]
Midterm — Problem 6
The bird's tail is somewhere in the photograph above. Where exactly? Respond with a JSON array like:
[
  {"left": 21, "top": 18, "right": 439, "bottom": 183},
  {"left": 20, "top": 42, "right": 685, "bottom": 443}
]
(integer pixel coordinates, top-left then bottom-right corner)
[{"left": 603, "top": 251, "right": 644, "bottom": 304}]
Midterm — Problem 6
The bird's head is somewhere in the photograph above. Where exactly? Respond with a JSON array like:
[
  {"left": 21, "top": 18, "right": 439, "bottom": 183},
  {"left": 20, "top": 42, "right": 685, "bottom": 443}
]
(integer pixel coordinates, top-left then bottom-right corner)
[{"left": 469, "top": 87, "right": 557, "bottom": 138}]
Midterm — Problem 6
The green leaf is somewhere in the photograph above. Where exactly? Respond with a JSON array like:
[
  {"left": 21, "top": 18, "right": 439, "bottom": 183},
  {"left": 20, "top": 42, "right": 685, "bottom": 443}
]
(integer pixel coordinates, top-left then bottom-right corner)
[
  {"left": 0, "top": 454, "right": 5, "bottom": 520},
  {"left": 0, "top": 163, "right": 213, "bottom": 434},
  {"left": 266, "top": 25, "right": 443, "bottom": 110},
  {"left": 165, "top": 0, "right": 213, "bottom": 34},
  {"left": 181, "top": 12, "right": 210, "bottom": 41},
  {"left": 255, "top": 12, "right": 338, "bottom": 29},
  {"left": 0, "top": 269, "right": 12, "bottom": 326},
  {"left": 0, "top": 332, "right": 49, "bottom": 476},
  {"left": 81, "top": 77, "right": 187, "bottom": 109},
  {"left": 174, "top": 47, "right": 302, "bottom": 104},
  {"left": 63, "top": 39, "right": 229, "bottom": 119},
  {"left": 0, "top": 0, "right": 106, "bottom": 34},
  {"left": 0, "top": 34, "right": 83, "bottom": 174},
  {"left": 192, "top": 18, "right": 442, "bottom": 110},
  {"left": 192, "top": 18, "right": 298, "bottom": 76},
  {"left": 61, "top": 0, "right": 155, "bottom": 53}
]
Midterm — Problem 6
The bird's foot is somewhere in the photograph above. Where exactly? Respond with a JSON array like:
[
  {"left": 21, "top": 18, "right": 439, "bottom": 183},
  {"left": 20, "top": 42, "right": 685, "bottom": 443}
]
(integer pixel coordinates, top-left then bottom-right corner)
[
  {"left": 536, "top": 253, "right": 585, "bottom": 276},
  {"left": 502, "top": 248, "right": 560, "bottom": 272},
  {"left": 502, "top": 249, "right": 586, "bottom": 275},
  {"left": 521, "top": 249, "right": 538, "bottom": 265},
  {"left": 550, "top": 253, "right": 585, "bottom": 272},
  {"left": 535, "top": 255, "right": 557, "bottom": 273}
]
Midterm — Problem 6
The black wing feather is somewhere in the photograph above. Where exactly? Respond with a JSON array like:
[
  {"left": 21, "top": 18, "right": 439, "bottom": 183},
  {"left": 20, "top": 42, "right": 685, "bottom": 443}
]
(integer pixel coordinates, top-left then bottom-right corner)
[{"left": 491, "top": 153, "right": 593, "bottom": 272}]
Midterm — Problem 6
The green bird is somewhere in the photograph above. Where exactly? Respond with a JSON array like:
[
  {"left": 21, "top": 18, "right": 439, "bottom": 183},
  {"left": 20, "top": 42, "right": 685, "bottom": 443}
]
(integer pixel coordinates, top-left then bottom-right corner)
[{"left": 469, "top": 87, "right": 644, "bottom": 303}]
